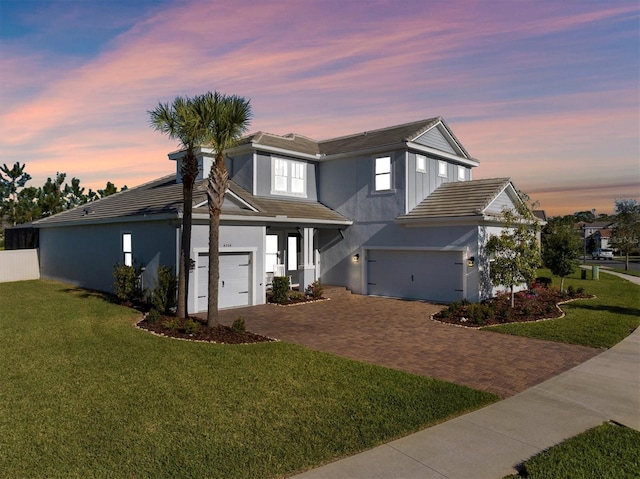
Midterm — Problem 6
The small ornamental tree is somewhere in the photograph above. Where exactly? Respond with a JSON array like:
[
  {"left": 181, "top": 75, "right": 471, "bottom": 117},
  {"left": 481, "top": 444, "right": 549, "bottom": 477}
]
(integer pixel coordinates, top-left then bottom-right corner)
[
  {"left": 542, "top": 222, "right": 581, "bottom": 292},
  {"left": 486, "top": 205, "right": 542, "bottom": 308},
  {"left": 610, "top": 199, "right": 640, "bottom": 271}
]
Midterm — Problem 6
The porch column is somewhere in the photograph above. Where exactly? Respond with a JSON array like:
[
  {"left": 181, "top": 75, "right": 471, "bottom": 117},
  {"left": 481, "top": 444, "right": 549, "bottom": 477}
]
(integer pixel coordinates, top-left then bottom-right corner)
[{"left": 300, "top": 227, "right": 316, "bottom": 289}]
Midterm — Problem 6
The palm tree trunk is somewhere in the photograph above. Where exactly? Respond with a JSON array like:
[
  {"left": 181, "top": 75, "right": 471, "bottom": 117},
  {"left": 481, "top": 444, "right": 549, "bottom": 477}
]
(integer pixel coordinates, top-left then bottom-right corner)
[
  {"left": 176, "top": 153, "right": 198, "bottom": 319},
  {"left": 207, "top": 157, "right": 229, "bottom": 328}
]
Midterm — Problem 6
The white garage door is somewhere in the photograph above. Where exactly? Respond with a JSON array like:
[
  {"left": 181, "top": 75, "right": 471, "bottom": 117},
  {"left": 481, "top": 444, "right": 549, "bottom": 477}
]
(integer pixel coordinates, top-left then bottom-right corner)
[
  {"left": 366, "top": 250, "right": 464, "bottom": 303},
  {"left": 197, "top": 252, "right": 251, "bottom": 311}
]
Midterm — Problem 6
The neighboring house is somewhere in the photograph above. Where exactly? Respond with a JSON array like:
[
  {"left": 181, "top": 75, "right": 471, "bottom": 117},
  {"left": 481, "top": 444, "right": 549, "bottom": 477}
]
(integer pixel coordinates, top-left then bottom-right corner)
[
  {"left": 594, "top": 228, "right": 613, "bottom": 250},
  {"left": 575, "top": 221, "right": 614, "bottom": 252},
  {"left": 34, "top": 117, "right": 533, "bottom": 310}
]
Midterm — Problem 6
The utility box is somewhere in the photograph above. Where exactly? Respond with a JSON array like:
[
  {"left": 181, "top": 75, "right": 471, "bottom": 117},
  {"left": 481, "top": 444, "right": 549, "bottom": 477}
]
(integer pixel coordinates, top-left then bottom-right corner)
[{"left": 592, "top": 265, "right": 599, "bottom": 280}]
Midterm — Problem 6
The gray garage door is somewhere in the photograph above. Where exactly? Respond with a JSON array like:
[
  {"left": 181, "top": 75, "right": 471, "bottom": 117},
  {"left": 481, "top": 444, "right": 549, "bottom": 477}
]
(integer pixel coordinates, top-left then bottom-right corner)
[
  {"left": 366, "top": 250, "right": 464, "bottom": 303},
  {"left": 197, "top": 252, "right": 251, "bottom": 311}
]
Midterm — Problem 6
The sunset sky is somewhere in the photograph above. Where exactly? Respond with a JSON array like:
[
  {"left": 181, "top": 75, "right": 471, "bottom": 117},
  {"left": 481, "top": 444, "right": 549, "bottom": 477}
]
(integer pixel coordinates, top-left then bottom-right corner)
[{"left": 1, "top": 0, "right": 638, "bottom": 216}]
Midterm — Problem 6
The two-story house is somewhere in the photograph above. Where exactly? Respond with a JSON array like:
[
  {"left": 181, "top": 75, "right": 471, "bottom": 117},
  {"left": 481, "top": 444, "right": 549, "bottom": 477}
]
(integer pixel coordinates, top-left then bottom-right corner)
[{"left": 34, "top": 117, "right": 529, "bottom": 310}]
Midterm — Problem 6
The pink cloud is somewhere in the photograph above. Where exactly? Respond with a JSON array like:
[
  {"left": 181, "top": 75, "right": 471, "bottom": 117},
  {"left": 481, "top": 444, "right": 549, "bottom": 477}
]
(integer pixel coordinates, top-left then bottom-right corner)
[{"left": 0, "top": 0, "right": 637, "bottom": 218}]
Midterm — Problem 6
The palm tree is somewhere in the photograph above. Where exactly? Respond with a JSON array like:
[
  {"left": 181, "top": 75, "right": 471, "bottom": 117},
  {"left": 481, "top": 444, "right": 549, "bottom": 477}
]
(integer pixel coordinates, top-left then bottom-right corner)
[
  {"left": 148, "top": 96, "right": 210, "bottom": 319},
  {"left": 197, "top": 91, "right": 252, "bottom": 328}
]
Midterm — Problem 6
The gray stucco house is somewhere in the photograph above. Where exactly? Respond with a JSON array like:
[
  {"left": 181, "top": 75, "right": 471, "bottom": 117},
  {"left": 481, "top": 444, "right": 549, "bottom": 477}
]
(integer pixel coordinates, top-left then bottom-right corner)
[{"left": 34, "top": 117, "right": 528, "bottom": 310}]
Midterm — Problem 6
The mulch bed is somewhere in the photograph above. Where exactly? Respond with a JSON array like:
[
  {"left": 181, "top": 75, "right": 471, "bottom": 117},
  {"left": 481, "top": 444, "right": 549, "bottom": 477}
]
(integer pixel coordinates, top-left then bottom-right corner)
[
  {"left": 432, "top": 288, "right": 593, "bottom": 328},
  {"left": 137, "top": 315, "right": 275, "bottom": 344}
]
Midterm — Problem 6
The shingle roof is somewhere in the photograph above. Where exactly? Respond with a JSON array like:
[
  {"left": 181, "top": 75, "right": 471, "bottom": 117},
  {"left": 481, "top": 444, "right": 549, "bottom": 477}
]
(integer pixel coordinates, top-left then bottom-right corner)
[
  {"left": 318, "top": 118, "right": 443, "bottom": 156},
  {"left": 397, "top": 178, "right": 513, "bottom": 221},
  {"left": 238, "top": 131, "right": 320, "bottom": 156},
  {"left": 34, "top": 175, "right": 187, "bottom": 226},
  {"left": 34, "top": 175, "right": 350, "bottom": 227},
  {"left": 220, "top": 183, "right": 350, "bottom": 223},
  {"left": 237, "top": 118, "right": 469, "bottom": 159}
]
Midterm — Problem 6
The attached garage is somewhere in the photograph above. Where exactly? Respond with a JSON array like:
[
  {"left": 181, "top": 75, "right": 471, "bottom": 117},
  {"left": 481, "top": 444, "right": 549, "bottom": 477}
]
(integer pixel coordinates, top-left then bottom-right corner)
[
  {"left": 366, "top": 249, "right": 464, "bottom": 303},
  {"left": 197, "top": 252, "right": 252, "bottom": 311}
]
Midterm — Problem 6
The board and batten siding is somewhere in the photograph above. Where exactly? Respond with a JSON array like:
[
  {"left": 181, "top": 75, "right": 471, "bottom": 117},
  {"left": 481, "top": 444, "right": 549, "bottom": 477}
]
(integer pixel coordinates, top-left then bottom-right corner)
[
  {"left": 0, "top": 249, "right": 40, "bottom": 283},
  {"left": 406, "top": 153, "right": 466, "bottom": 213},
  {"left": 413, "top": 126, "right": 457, "bottom": 154},
  {"left": 485, "top": 189, "right": 516, "bottom": 215}
]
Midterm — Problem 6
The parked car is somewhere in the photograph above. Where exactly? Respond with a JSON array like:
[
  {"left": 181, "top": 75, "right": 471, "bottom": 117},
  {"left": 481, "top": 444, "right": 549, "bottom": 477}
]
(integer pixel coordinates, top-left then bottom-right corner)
[{"left": 592, "top": 248, "right": 614, "bottom": 260}]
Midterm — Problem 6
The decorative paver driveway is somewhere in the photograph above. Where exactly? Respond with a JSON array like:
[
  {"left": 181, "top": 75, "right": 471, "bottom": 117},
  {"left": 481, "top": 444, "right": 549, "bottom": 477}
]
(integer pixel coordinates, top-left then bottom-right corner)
[{"left": 206, "top": 290, "right": 599, "bottom": 398}]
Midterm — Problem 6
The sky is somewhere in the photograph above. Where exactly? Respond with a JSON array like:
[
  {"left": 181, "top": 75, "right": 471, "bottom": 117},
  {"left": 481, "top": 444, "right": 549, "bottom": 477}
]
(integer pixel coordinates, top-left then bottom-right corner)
[{"left": 0, "top": 0, "right": 638, "bottom": 217}]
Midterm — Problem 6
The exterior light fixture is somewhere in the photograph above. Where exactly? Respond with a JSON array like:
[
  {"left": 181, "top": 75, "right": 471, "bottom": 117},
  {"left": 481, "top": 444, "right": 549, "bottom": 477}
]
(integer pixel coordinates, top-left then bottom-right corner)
[
  {"left": 467, "top": 256, "right": 475, "bottom": 267},
  {"left": 353, "top": 253, "right": 360, "bottom": 263}
]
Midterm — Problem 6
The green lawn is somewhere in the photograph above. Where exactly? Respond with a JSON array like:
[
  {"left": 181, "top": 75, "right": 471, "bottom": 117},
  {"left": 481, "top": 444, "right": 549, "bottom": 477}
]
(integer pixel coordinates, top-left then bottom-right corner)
[
  {"left": 0, "top": 280, "right": 497, "bottom": 478},
  {"left": 483, "top": 269, "right": 640, "bottom": 349},
  {"left": 505, "top": 422, "right": 640, "bottom": 479}
]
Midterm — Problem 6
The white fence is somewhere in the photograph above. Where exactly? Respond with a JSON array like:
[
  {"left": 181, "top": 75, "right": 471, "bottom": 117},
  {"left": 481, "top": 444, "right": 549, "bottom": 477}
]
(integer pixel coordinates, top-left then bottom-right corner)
[{"left": 0, "top": 249, "right": 40, "bottom": 283}]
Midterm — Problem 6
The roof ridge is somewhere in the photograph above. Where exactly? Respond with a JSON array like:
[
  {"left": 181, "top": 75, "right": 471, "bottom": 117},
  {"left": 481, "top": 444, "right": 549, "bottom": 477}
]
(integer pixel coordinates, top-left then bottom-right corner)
[{"left": 318, "top": 117, "right": 441, "bottom": 143}]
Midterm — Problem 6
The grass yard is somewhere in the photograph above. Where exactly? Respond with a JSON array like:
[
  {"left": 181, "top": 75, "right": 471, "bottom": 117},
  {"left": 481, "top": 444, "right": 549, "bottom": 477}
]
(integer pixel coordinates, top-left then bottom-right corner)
[
  {"left": 505, "top": 422, "right": 640, "bottom": 479},
  {"left": 483, "top": 269, "right": 640, "bottom": 349},
  {"left": 0, "top": 280, "right": 497, "bottom": 478}
]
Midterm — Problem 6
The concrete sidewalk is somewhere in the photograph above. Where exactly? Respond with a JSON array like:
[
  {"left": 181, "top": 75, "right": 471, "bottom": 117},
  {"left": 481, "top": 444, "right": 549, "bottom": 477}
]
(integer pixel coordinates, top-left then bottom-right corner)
[{"left": 293, "top": 274, "right": 640, "bottom": 479}]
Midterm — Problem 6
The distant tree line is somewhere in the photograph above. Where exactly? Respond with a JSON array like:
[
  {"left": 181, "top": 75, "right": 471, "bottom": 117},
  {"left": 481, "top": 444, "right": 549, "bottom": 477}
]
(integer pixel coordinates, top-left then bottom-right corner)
[{"left": 0, "top": 162, "right": 127, "bottom": 227}]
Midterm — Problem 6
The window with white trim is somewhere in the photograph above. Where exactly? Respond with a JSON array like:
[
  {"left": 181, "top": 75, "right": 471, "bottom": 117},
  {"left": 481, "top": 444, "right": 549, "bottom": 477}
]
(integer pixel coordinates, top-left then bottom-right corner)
[
  {"left": 271, "top": 157, "right": 307, "bottom": 197},
  {"left": 122, "top": 233, "right": 132, "bottom": 266},
  {"left": 416, "top": 154, "right": 426, "bottom": 173},
  {"left": 458, "top": 165, "right": 466, "bottom": 181},
  {"left": 375, "top": 156, "right": 391, "bottom": 191},
  {"left": 438, "top": 160, "right": 447, "bottom": 178}
]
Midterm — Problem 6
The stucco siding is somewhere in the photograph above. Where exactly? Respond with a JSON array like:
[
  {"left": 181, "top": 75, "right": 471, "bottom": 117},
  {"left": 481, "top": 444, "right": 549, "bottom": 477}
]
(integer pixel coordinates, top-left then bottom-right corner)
[
  {"left": 39, "top": 220, "right": 178, "bottom": 294},
  {"left": 319, "top": 150, "right": 406, "bottom": 222},
  {"left": 230, "top": 152, "right": 254, "bottom": 193},
  {"left": 254, "top": 152, "right": 318, "bottom": 201},
  {"left": 319, "top": 222, "right": 482, "bottom": 301},
  {"left": 190, "top": 223, "right": 266, "bottom": 311}
]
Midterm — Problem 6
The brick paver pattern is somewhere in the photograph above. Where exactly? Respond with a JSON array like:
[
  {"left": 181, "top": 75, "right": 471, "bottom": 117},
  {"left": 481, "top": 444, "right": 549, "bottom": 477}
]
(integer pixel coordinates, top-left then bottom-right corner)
[{"left": 202, "top": 288, "right": 599, "bottom": 398}]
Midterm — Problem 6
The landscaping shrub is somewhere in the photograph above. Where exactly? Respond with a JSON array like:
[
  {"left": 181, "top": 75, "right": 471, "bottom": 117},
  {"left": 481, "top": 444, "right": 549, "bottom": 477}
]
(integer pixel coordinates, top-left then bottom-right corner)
[
  {"left": 149, "top": 265, "right": 177, "bottom": 314},
  {"left": 309, "top": 280, "right": 324, "bottom": 299},
  {"left": 567, "top": 285, "right": 576, "bottom": 297},
  {"left": 467, "top": 303, "right": 493, "bottom": 324},
  {"left": 146, "top": 308, "right": 161, "bottom": 324},
  {"left": 271, "top": 276, "right": 290, "bottom": 304},
  {"left": 183, "top": 319, "right": 200, "bottom": 335},
  {"left": 113, "top": 264, "right": 143, "bottom": 303},
  {"left": 231, "top": 317, "right": 246, "bottom": 334},
  {"left": 162, "top": 318, "right": 181, "bottom": 332}
]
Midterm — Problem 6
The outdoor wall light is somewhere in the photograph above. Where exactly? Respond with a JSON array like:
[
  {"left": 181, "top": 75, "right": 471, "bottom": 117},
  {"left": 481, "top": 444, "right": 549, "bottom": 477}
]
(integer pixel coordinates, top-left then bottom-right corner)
[
  {"left": 467, "top": 256, "right": 475, "bottom": 267},
  {"left": 353, "top": 253, "right": 360, "bottom": 263}
]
